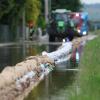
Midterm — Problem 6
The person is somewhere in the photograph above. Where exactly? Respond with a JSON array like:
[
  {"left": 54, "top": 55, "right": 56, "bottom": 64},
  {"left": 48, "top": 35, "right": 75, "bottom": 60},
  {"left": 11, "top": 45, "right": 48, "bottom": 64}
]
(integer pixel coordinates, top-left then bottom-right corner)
[
  {"left": 67, "top": 19, "right": 75, "bottom": 41},
  {"left": 29, "top": 26, "right": 34, "bottom": 40},
  {"left": 28, "top": 20, "right": 35, "bottom": 40}
]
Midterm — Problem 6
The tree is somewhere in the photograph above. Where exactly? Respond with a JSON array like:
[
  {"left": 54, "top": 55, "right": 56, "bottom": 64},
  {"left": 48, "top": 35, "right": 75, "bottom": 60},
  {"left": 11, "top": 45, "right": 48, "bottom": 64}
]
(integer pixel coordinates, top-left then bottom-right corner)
[
  {"left": 0, "top": 0, "right": 26, "bottom": 24},
  {"left": 25, "top": 0, "right": 41, "bottom": 26},
  {"left": 0, "top": 0, "right": 14, "bottom": 19},
  {"left": 0, "top": 0, "right": 41, "bottom": 25},
  {"left": 51, "top": 0, "right": 82, "bottom": 11}
]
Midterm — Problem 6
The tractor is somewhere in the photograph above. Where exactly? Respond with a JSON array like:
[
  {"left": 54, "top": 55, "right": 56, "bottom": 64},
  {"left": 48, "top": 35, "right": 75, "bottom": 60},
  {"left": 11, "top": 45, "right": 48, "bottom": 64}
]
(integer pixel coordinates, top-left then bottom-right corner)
[{"left": 47, "top": 9, "right": 75, "bottom": 42}]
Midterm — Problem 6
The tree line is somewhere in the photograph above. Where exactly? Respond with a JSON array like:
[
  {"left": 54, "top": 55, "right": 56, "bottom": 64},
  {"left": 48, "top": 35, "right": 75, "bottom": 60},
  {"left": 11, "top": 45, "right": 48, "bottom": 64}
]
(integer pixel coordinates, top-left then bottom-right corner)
[{"left": 0, "top": 0, "right": 82, "bottom": 34}]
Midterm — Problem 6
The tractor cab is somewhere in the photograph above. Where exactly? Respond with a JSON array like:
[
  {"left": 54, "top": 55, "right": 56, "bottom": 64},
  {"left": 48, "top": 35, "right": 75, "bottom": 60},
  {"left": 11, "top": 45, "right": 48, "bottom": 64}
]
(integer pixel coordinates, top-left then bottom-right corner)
[
  {"left": 53, "top": 9, "right": 69, "bottom": 33},
  {"left": 48, "top": 9, "right": 71, "bottom": 42}
]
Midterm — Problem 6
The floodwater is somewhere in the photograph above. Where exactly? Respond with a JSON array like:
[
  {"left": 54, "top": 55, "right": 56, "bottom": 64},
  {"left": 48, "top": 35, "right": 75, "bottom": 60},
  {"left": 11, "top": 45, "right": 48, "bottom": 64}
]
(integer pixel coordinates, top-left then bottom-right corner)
[
  {"left": 24, "top": 71, "right": 77, "bottom": 100},
  {"left": 0, "top": 43, "right": 48, "bottom": 72},
  {"left": 0, "top": 42, "right": 78, "bottom": 100}
]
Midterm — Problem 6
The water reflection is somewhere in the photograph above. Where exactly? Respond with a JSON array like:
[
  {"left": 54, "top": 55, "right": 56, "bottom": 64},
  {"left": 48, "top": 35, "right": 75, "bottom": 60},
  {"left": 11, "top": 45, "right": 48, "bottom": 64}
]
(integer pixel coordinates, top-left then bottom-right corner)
[
  {"left": 0, "top": 44, "right": 47, "bottom": 72},
  {"left": 0, "top": 42, "right": 78, "bottom": 99},
  {"left": 0, "top": 41, "right": 63, "bottom": 72},
  {"left": 24, "top": 71, "right": 77, "bottom": 100}
]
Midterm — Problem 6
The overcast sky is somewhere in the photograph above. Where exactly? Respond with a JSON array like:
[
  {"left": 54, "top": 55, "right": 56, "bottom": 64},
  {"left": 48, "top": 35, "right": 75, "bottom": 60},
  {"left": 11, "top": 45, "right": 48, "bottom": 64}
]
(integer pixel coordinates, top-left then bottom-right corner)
[{"left": 81, "top": 0, "right": 100, "bottom": 4}]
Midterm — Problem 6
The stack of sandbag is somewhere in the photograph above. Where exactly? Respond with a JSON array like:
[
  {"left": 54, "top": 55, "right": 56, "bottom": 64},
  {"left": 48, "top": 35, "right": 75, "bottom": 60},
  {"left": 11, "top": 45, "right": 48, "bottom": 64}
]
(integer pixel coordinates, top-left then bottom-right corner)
[
  {"left": 0, "top": 55, "right": 54, "bottom": 100},
  {"left": 42, "top": 42, "right": 72, "bottom": 64},
  {"left": 0, "top": 67, "right": 15, "bottom": 89}
]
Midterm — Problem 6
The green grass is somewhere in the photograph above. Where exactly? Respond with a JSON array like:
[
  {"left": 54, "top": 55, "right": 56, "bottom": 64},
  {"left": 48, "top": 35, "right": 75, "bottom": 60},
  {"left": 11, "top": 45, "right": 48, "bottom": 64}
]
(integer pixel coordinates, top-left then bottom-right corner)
[{"left": 70, "top": 33, "right": 100, "bottom": 100}]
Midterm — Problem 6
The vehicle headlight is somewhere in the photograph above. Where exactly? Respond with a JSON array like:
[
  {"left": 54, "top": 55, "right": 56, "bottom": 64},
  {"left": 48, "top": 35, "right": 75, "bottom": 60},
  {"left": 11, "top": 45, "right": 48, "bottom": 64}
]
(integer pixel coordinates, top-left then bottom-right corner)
[
  {"left": 83, "top": 31, "right": 87, "bottom": 35},
  {"left": 77, "top": 29, "right": 81, "bottom": 33},
  {"left": 63, "top": 39, "right": 65, "bottom": 43}
]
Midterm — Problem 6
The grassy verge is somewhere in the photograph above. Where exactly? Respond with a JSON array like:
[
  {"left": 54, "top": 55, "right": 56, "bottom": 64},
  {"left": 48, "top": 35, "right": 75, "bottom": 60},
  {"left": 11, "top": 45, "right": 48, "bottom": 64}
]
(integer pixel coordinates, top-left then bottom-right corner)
[
  {"left": 90, "top": 29, "right": 100, "bottom": 36},
  {"left": 70, "top": 32, "right": 100, "bottom": 100}
]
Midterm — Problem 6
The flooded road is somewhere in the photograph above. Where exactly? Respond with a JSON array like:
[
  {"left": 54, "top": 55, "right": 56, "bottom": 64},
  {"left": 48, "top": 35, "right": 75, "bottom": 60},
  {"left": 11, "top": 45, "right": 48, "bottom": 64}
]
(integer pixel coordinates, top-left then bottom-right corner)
[
  {"left": 0, "top": 42, "right": 78, "bottom": 100},
  {"left": 0, "top": 43, "right": 48, "bottom": 72},
  {"left": 24, "top": 70, "right": 77, "bottom": 100}
]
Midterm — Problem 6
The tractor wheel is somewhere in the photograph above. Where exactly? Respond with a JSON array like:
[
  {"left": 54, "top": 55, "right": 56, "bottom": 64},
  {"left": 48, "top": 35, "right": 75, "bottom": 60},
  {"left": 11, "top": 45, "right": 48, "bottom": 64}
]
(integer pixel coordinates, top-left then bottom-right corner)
[{"left": 49, "top": 35, "right": 55, "bottom": 42}]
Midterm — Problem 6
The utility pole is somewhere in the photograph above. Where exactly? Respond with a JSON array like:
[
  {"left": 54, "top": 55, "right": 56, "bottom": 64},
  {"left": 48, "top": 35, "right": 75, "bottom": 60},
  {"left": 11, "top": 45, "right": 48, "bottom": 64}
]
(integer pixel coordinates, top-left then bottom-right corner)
[
  {"left": 22, "top": 8, "right": 26, "bottom": 58},
  {"left": 44, "top": 0, "right": 49, "bottom": 24},
  {"left": 49, "top": 0, "right": 51, "bottom": 14},
  {"left": 22, "top": 8, "right": 26, "bottom": 41}
]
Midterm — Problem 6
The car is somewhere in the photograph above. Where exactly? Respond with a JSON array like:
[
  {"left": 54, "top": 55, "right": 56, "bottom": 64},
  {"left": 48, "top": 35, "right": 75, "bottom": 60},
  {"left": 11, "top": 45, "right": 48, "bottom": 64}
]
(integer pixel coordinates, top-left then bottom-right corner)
[{"left": 70, "top": 12, "right": 89, "bottom": 36}]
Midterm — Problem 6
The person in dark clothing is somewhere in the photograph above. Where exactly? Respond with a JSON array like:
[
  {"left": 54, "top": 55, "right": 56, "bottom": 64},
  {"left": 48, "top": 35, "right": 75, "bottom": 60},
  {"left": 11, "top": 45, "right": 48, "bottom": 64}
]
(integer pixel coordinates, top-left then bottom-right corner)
[
  {"left": 66, "top": 19, "right": 75, "bottom": 41},
  {"left": 29, "top": 27, "right": 34, "bottom": 40},
  {"left": 67, "top": 28, "right": 74, "bottom": 41}
]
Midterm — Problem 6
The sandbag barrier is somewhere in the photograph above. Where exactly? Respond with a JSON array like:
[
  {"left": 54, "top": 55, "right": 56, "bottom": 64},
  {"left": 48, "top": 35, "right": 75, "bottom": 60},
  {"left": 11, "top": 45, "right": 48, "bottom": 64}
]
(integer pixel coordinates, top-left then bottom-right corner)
[
  {"left": 0, "top": 35, "right": 95, "bottom": 100},
  {"left": 42, "top": 42, "right": 72, "bottom": 65},
  {"left": 0, "top": 55, "right": 55, "bottom": 100},
  {"left": 0, "top": 42, "right": 72, "bottom": 100},
  {"left": 0, "top": 40, "right": 80, "bottom": 100}
]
